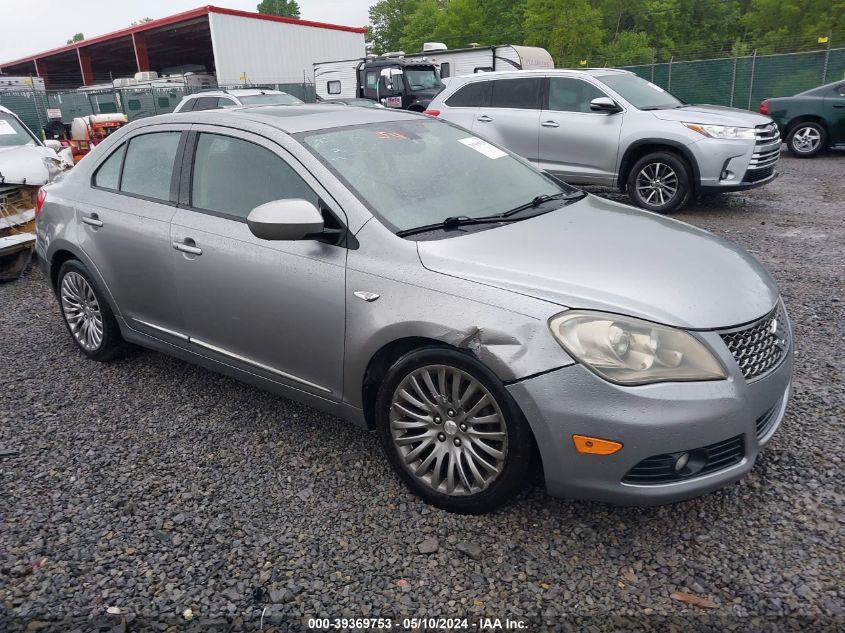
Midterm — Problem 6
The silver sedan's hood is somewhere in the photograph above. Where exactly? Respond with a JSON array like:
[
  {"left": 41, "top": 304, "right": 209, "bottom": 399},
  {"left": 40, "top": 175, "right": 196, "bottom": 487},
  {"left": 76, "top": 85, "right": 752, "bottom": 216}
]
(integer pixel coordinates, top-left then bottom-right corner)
[
  {"left": 651, "top": 104, "right": 772, "bottom": 127},
  {"left": 417, "top": 195, "right": 779, "bottom": 329}
]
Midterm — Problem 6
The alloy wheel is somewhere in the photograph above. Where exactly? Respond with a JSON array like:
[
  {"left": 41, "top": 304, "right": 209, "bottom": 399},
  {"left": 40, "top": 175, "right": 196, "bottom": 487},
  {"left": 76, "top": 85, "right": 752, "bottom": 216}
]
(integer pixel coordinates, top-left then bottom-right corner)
[
  {"left": 636, "top": 162, "right": 679, "bottom": 207},
  {"left": 60, "top": 272, "right": 104, "bottom": 351},
  {"left": 389, "top": 364, "right": 509, "bottom": 496},
  {"left": 791, "top": 126, "right": 821, "bottom": 154}
]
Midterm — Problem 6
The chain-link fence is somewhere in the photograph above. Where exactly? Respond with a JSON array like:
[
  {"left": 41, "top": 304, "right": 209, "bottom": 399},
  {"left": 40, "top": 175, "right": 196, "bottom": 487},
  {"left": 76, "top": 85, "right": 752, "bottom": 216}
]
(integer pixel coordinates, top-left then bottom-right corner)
[
  {"left": 622, "top": 47, "right": 845, "bottom": 109},
  {"left": 1, "top": 81, "right": 317, "bottom": 136}
]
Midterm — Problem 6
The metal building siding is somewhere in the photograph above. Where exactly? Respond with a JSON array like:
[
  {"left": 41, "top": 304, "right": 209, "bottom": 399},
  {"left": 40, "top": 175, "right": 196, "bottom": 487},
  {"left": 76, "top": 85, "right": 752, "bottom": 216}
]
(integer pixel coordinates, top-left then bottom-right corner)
[{"left": 209, "top": 13, "right": 366, "bottom": 85}]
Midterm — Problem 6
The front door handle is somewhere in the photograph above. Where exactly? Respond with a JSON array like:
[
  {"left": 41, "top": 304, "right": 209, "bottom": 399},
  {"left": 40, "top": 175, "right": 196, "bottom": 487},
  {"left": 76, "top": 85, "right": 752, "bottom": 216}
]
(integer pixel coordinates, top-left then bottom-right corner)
[
  {"left": 541, "top": 120, "right": 560, "bottom": 128},
  {"left": 173, "top": 240, "right": 202, "bottom": 256},
  {"left": 82, "top": 213, "right": 103, "bottom": 228},
  {"left": 477, "top": 115, "right": 493, "bottom": 123},
  {"left": 833, "top": 104, "right": 845, "bottom": 108}
]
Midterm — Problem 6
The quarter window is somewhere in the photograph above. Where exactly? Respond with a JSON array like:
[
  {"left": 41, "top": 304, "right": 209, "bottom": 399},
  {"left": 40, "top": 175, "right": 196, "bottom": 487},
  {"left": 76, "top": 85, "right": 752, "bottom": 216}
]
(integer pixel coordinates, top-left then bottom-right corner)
[
  {"left": 327, "top": 80, "right": 341, "bottom": 95},
  {"left": 547, "top": 78, "right": 608, "bottom": 113},
  {"left": 191, "top": 96, "right": 221, "bottom": 111},
  {"left": 190, "top": 133, "right": 318, "bottom": 220},
  {"left": 445, "top": 81, "right": 490, "bottom": 108},
  {"left": 489, "top": 78, "right": 542, "bottom": 110},
  {"left": 93, "top": 143, "right": 125, "bottom": 190},
  {"left": 120, "top": 132, "right": 181, "bottom": 201}
]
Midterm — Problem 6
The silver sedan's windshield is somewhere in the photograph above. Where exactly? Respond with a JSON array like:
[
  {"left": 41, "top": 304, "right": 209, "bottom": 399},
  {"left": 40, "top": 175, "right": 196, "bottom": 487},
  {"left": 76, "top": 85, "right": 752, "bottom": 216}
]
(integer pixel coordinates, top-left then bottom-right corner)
[{"left": 299, "top": 119, "right": 571, "bottom": 232}]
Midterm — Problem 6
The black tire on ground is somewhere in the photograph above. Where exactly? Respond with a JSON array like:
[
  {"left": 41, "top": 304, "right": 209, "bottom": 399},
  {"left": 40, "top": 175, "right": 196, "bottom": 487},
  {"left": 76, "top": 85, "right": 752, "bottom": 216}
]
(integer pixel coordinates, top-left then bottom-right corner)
[
  {"left": 786, "top": 122, "right": 827, "bottom": 158},
  {"left": 375, "top": 346, "right": 535, "bottom": 514},
  {"left": 626, "top": 151, "right": 693, "bottom": 214},
  {"left": 56, "top": 259, "right": 128, "bottom": 362}
]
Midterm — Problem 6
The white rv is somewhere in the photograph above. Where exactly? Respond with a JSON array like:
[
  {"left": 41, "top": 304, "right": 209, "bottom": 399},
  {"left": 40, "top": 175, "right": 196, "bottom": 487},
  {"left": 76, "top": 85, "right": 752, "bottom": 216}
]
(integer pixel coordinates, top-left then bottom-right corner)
[{"left": 405, "top": 43, "right": 554, "bottom": 80}]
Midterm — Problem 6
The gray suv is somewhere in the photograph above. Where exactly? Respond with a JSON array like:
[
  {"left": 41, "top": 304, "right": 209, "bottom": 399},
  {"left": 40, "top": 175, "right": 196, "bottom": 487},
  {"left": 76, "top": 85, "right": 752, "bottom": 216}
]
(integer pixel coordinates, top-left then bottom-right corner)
[
  {"left": 36, "top": 106, "right": 792, "bottom": 513},
  {"left": 426, "top": 69, "right": 780, "bottom": 213}
]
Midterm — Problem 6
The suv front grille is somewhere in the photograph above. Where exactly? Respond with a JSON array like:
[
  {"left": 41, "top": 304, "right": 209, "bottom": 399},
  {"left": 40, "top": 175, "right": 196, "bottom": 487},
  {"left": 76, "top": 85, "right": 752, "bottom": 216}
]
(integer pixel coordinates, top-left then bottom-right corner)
[
  {"left": 720, "top": 302, "right": 790, "bottom": 381},
  {"left": 623, "top": 435, "right": 745, "bottom": 485},
  {"left": 754, "top": 122, "right": 780, "bottom": 146}
]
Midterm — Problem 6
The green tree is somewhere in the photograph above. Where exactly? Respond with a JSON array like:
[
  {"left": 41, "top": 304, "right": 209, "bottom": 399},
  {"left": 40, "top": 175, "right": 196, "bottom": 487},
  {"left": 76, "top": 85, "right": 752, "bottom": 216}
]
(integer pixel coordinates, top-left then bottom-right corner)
[
  {"left": 256, "top": 0, "right": 301, "bottom": 19},
  {"left": 523, "top": 0, "right": 604, "bottom": 66},
  {"left": 743, "top": 0, "right": 845, "bottom": 52},
  {"left": 480, "top": 0, "right": 527, "bottom": 43},
  {"left": 434, "top": 0, "right": 485, "bottom": 49},
  {"left": 399, "top": 0, "right": 443, "bottom": 53},
  {"left": 368, "top": 0, "right": 419, "bottom": 53},
  {"left": 66, "top": 33, "right": 84, "bottom": 45}
]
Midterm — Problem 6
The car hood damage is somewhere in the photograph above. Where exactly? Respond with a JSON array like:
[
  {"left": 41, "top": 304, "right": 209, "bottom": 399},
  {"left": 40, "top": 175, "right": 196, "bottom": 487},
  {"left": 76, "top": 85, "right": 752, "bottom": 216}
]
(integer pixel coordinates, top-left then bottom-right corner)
[
  {"left": 0, "top": 144, "right": 72, "bottom": 186},
  {"left": 416, "top": 195, "right": 779, "bottom": 330}
]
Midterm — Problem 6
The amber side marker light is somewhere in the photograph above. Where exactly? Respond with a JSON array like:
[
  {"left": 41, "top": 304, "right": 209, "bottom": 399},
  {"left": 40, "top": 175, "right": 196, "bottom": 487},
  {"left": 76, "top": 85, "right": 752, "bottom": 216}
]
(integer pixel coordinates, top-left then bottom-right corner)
[{"left": 572, "top": 435, "right": 623, "bottom": 455}]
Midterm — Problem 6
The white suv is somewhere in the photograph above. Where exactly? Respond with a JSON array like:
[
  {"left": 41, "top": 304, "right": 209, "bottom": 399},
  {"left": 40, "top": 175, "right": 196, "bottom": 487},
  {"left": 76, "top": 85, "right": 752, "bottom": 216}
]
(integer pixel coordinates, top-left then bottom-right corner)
[{"left": 173, "top": 88, "right": 303, "bottom": 113}]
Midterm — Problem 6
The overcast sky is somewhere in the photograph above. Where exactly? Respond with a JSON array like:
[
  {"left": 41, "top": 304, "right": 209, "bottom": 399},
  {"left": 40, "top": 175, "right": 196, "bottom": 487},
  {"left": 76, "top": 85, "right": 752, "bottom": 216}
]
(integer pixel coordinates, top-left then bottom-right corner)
[{"left": 0, "top": 1, "right": 372, "bottom": 62}]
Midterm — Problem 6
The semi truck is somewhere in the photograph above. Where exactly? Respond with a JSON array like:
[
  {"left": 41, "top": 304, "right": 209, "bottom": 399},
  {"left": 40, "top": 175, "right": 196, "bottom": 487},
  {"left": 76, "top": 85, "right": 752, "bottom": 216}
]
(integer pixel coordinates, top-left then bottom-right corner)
[{"left": 314, "top": 55, "right": 443, "bottom": 111}]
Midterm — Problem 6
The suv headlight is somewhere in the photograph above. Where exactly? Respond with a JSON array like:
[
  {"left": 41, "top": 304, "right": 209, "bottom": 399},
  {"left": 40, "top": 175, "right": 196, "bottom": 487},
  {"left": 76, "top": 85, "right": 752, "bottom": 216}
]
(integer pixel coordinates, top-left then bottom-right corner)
[
  {"left": 549, "top": 311, "right": 726, "bottom": 385},
  {"left": 683, "top": 122, "right": 756, "bottom": 140}
]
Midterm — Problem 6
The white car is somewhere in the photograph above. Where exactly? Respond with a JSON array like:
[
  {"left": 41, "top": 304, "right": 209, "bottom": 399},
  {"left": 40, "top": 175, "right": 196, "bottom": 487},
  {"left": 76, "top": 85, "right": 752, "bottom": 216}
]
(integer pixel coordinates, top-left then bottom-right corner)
[{"left": 173, "top": 88, "right": 303, "bottom": 113}]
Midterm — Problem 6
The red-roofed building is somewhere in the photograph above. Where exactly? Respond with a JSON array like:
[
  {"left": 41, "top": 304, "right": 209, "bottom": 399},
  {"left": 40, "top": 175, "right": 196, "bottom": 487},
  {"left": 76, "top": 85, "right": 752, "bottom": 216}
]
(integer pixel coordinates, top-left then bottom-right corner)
[{"left": 0, "top": 5, "right": 367, "bottom": 89}]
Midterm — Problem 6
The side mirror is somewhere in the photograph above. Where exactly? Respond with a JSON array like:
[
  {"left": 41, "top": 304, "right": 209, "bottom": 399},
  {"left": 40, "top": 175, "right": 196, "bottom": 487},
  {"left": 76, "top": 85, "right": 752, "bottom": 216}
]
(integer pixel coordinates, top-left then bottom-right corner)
[
  {"left": 590, "top": 97, "right": 622, "bottom": 114},
  {"left": 246, "top": 199, "right": 324, "bottom": 241}
]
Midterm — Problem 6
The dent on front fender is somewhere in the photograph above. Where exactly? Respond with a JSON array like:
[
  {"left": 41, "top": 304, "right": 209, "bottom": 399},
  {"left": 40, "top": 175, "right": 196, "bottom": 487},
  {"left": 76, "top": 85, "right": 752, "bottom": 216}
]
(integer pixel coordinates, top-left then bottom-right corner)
[{"left": 342, "top": 267, "right": 575, "bottom": 410}]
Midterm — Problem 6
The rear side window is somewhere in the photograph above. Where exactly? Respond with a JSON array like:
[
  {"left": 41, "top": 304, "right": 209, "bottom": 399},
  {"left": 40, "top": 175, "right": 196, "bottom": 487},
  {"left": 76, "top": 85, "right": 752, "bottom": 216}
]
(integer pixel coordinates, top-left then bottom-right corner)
[
  {"left": 190, "top": 133, "right": 318, "bottom": 220},
  {"left": 120, "top": 132, "right": 181, "bottom": 201},
  {"left": 445, "top": 81, "right": 490, "bottom": 108},
  {"left": 191, "top": 96, "right": 221, "bottom": 111},
  {"left": 490, "top": 78, "right": 542, "bottom": 110},
  {"left": 547, "top": 78, "right": 608, "bottom": 113},
  {"left": 93, "top": 143, "right": 125, "bottom": 190}
]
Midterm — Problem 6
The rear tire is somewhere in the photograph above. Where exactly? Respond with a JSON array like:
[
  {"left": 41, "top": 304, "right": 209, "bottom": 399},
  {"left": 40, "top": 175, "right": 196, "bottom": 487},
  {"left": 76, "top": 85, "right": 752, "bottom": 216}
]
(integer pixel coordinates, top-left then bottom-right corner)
[
  {"left": 626, "top": 151, "right": 692, "bottom": 214},
  {"left": 786, "top": 122, "right": 826, "bottom": 158},
  {"left": 375, "top": 347, "right": 534, "bottom": 514},
  {"left": 57, "top": 260, "right": 127, "bottom": 362}
]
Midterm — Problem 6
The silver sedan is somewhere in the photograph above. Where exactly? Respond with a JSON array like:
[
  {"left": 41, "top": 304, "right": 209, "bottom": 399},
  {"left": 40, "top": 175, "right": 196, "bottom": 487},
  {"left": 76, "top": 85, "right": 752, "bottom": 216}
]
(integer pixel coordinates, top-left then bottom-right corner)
[{"left": 35, "top": 105, "right": 793, "bottom": 513}]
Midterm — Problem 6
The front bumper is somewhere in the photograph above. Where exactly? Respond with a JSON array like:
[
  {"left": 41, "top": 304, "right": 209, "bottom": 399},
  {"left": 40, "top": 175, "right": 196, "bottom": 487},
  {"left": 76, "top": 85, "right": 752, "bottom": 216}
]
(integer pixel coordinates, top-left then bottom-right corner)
[
  {"left": 507, "top": 328, "right": 793, "bottom": 505},
  {"left": 690, "top": 132, "right": 780, "bottom": 194}
]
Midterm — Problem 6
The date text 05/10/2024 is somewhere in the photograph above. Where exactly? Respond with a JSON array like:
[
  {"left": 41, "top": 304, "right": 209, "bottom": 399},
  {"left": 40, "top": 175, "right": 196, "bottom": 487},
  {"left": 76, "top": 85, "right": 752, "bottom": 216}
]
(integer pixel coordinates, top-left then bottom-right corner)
[{"left": 306, "top": 617, "right": 528, "bottom": 630}]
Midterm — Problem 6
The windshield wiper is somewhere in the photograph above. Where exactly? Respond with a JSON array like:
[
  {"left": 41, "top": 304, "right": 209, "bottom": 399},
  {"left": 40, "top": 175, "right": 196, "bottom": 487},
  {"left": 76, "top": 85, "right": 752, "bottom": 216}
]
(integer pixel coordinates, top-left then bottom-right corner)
[{"left": 396, "top": 191, "right": 585, "bottom": 237}]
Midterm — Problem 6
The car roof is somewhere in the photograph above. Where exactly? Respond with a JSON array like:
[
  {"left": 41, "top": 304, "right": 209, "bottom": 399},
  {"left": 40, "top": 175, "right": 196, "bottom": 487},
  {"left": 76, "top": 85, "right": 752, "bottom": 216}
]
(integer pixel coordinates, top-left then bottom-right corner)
[
  {"left": 138, "top": 104, "right": 423, "bottom": 134},
  {"left": 449, "top": 68, "right": 633, "bottom": 82},
  {"left": 186, "top": 88, "right": 287, "bottom": 98}
]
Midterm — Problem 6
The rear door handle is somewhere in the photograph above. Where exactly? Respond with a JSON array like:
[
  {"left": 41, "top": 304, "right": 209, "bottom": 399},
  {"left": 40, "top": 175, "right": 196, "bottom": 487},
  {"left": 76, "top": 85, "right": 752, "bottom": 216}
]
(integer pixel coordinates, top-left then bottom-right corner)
[
  {"left": 541, "top": 120, "right": 560, "bottom": 128},
  {"left": 833, "top": 104, "right": 845, "bottom": 108},
  {"left": 477, "top": 115, "right": 493, "bottom": 123},
  {"left": 82, "top": 213, "right": 103, "bottom": 227},
  {"left": 173, "top": 240, "right": 202, "bottom": 256}
]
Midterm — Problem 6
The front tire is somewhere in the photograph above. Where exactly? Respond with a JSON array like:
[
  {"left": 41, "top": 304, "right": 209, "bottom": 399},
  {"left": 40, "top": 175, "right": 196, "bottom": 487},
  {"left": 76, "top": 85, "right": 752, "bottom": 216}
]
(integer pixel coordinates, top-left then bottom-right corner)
[
  {"left": 786, "top": 122, "right": 826, "bottom": 158},
  {"left": 57, "top": 260, "right": 127, "bottom": 362},
  {"left": 375, "top": 348, "right": 534, "bottom": 514},
  {"left": 627, "top": 151, "right": 692, "bottom": 214}
]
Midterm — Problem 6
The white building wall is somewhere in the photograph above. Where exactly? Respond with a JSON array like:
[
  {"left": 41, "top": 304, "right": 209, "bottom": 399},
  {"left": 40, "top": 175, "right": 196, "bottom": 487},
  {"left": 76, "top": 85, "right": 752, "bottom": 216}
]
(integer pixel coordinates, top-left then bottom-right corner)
[{"left": 209, "top": 13, "right": 366, "bottom": 85}]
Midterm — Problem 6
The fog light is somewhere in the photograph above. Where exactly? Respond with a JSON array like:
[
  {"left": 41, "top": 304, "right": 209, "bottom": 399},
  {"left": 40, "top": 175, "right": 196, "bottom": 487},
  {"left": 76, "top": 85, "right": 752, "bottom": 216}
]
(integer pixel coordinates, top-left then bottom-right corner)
[
  {"left": 720, "top": 170, "right": 736, "bottom": 181},
  {"left": 674, "top": 452, "right": 690, "bottom": 473}
]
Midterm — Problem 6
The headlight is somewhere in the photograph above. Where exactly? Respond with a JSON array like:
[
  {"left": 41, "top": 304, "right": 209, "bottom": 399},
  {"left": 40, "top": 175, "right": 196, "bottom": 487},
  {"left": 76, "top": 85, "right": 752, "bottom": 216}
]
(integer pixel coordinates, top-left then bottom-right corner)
[
  {"left": 683, "top": 122, "right": 756, "bottom": 140},
  {"left": 549, "top": 311, "right": 726, "bottom": 385}
]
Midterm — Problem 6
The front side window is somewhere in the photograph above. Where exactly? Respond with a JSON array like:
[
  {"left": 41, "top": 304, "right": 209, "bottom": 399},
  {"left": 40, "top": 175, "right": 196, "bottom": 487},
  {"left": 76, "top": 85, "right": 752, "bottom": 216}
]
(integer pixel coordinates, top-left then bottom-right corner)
[
  {"left": 120, "top": 132, "right": 181, "bottom": 201},
  {"left": 0, "top": 113, "right": 38, "bottom": 148},
  {"left": 490, "top": 78, "right": 542, "bottom": 110},
  {"left": 365, "top": 71, "right": 378, "bottom": 90},
  {"left": 299, "top": 119, "right": 571, "bottom": 233},
  {"left": 596, "top": 73, "right": 683, "bottom": 110},
  {"left": 445, "top": 81, "right": 490, "bottom": 108},
  {"left": 191, "top": 133, "right": 318, "bottom": 220},
  {"left": 548, "top": 78, "right": 608, "bottom": 113}
]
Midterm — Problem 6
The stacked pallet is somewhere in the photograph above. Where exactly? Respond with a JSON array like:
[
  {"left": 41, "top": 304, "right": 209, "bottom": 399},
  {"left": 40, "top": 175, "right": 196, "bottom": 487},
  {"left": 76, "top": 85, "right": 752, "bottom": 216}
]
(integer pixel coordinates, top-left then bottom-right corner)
[{"left": 0, "top": 185, "right": 37, "bottom": 282}]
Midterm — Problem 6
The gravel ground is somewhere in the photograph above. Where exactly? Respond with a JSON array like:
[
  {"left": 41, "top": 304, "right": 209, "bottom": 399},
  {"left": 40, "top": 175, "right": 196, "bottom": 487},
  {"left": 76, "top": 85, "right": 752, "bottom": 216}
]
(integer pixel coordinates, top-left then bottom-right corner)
[{"left": 1, "top": 152, "right": 843, "bottom": 632}]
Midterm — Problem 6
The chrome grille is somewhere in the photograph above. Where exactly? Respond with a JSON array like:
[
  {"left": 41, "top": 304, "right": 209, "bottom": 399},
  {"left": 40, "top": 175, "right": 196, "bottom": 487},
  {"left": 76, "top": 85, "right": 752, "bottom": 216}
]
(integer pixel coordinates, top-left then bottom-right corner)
[
  {"left": 754, "top": 122, "right": 780, "bottom": 145},
  {"left": 747, "top": 146, "right": 780, "bottom": 171},
  {"left": 720, "top": 302, "right": 790, "bottom": 381}
]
